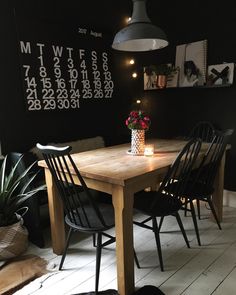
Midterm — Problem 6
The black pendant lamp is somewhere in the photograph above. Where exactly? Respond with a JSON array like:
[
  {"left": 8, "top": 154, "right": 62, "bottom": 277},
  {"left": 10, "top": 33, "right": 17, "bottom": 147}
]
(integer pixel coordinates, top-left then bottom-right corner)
[{"left": 112, "top": 0, "right": 168, "bottom": 52}]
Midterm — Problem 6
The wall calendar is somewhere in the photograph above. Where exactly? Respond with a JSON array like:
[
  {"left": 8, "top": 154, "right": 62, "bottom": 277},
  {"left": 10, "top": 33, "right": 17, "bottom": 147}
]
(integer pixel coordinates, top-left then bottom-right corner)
[{"left": 16, "top": 17, "right": 114, "bottom": 111}]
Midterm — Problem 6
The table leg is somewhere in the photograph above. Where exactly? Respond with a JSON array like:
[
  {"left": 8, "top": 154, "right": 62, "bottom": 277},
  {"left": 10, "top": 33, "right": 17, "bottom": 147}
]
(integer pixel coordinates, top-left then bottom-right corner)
[
  {"left": 112, "top": 185, "right": 135, "bottom": 295},
  {"left": 212, "top": 152, "right": 226, "bottom": 222},
  {"left": 44, "top": 169, "right": 65, "bottom": 254}
]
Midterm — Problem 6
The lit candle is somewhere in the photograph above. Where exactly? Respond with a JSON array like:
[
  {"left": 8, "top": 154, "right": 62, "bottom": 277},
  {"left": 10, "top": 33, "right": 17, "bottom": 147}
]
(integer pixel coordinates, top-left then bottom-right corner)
[{"left": 144, "top": 144, "right": 154, "bottom": 156}]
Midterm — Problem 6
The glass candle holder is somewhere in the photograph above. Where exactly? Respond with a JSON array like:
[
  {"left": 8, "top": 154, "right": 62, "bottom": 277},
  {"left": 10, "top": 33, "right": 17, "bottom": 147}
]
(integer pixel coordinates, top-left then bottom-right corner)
[{"left": 144, "top": 144, "right": 154, "bottom": 156}]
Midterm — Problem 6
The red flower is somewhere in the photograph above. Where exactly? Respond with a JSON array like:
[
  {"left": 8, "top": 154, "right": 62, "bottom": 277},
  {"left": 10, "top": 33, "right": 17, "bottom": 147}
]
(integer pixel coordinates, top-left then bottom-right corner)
[
  {"left": 140, "top": 120, "right": 147, "bottom": 129},
  {"left": 125, "top": 110, "right": 151, "bottom": 131},
  {"left": 130, "top": 111, "right": 139, "bottom": 118}
]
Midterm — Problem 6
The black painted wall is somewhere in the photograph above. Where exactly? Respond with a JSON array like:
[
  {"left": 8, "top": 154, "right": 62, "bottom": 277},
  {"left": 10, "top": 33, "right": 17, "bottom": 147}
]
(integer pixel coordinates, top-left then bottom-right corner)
[{"left": 0, "top": 0, "right": 236, "bottom": 190}]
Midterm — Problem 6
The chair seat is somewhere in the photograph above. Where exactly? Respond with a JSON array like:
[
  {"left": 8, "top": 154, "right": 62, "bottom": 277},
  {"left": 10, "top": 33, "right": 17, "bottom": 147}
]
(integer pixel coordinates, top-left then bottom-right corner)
[
  {"left": 165, "top": 180, "right": 214, "bottom": 200},
  {"left": 65, "top": 202, "right": 115, "bottom": 232},
  {"left": 134, "top": 191, "right": 183, "bottom": 217},
  {"left": 184, "top": 181, "right": 214, "bottom": 199}
]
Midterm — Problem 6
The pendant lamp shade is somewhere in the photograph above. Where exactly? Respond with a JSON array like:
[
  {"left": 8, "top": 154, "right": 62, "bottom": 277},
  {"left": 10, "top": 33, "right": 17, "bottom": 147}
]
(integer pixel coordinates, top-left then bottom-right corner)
[{"left": 112, "top": 0, "right": 168, "bottom": 52}]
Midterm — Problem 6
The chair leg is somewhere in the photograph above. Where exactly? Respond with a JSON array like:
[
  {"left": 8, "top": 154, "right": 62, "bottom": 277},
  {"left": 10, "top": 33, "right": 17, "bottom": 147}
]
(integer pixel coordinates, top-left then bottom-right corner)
[
  {"left": 184, "top": 198, "right": 188, "bottom": 217},
  {"left": 196, "top": 199, "right": 201, "bottom": 220},
  {"left": 134, "top": 249, "right": 140, "bottom": 268},
  {"left": 93, "top": 234, "right": 97, "bottom": 247},
  {"left": 152, "top": 217, "right": 164, "bottom": 271},
  {"left": 59, "top": 228, "right": 73, "bottom": 270},
  {"left": 95, "top": 233, "right": 102, "bottom": 294},
  {"left": 207, "top": 197, "right": 222, "bottom": 230},
  {"left": 175, "top": 212, "right": 190, "bottom": 248},
  {"left": 159, "top": 216, "right": 164, "bottom": 231},
  {"left": 190, "top": 200, "right": 201, "bottom": 246}
]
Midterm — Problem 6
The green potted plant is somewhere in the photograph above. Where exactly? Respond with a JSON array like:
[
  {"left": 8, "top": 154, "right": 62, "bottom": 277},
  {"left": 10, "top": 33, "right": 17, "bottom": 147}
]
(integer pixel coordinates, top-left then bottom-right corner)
[{"left": 0, "top": 155, "right": 46, "bottom": 260}]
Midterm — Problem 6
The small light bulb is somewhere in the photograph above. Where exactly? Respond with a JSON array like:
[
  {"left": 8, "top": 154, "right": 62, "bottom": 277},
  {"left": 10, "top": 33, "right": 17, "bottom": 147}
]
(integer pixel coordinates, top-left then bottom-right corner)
[
  {"left": 129, "top": 59, "right": 135, "bottom": 65},
  {"left": 136, "top": 99, "right": 141, "bottom": 104},
  {"left": 127, "top": 17, "right": 131, "bottom": 23},
  {"left": 132, "top": 72, "right": 137, "bottom": 78}
]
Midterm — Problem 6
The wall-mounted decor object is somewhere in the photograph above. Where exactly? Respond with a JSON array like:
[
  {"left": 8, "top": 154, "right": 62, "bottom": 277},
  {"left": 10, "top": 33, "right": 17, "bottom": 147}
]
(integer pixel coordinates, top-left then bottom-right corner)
[
  {"left": 143, "top": 64, "right": 177, "bottom": 90},
  {"left": 175, "top": 40, "right": 207, "bottom": 87},
  {"left": 143, "top": 65, "right": 157, "bottom": 90},
  {"left": 16, "top": 14, "right": 114, "bottom": 112},
  {"left": 207, "top": 63, "right": 235, "bottom": 86}
]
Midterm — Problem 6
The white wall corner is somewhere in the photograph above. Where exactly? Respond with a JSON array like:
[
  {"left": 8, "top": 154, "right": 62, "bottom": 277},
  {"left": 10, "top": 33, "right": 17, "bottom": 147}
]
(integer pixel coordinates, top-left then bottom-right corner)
[{"left": 223, "top": 189, "right": 236, "bottom": 208}]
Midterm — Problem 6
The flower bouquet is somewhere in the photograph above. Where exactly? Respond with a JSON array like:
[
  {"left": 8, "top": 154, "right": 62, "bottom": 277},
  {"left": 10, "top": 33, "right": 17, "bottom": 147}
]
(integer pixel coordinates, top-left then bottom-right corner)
[
  {"left": 125, "top": 110, "right": 151, "bottom": 131},
  {"left": 125, "top": 110, "right": 151, "bottom": 155}
]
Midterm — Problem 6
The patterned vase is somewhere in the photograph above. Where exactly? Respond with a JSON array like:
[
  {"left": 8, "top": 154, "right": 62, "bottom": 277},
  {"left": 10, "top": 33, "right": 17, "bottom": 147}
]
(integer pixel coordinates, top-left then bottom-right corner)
[{"left": 131, "top": 129, "right": 145, "bottom": 155}]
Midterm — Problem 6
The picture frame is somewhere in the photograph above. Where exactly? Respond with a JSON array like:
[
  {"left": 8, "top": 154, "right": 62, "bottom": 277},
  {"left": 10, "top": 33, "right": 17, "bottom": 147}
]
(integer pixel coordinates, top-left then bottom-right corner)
[
  {"left": 207, "top": 63, "right": 234, "bottom": 86},
  {"left": 143, "top": 64, "right": 178, "bottom": 90},
  {"left": 175, "top": 40, "right": 207, "bottom": 87},
  {"left": 143, "top": 65, "right": 158, "bottom": 90}
]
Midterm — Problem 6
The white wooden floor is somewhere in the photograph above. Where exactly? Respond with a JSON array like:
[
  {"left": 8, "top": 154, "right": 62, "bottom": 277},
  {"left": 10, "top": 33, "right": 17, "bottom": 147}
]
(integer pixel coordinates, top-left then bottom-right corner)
[{"left": 15, "top": 204, "right": 236, "bottom": 295}]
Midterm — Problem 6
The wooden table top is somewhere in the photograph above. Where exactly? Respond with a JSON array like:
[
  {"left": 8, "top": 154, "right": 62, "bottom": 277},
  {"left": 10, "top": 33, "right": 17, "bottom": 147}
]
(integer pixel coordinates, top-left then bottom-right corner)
[{"left": 38, "top": 138, "right": 207, "bottom": 187}]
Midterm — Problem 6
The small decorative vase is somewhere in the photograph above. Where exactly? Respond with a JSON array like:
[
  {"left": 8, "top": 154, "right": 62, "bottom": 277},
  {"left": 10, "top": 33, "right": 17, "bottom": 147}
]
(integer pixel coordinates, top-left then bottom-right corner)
[{"left": 131, "top": 129, "right": 145, "bottom": 155}]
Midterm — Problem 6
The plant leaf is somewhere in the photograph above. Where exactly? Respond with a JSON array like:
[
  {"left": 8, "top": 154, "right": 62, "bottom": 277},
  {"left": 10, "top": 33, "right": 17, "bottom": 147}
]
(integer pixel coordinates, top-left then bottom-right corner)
[
  {"left": 0, "top": 155, "right": 8, "bottom": 194},
  {"left": 0, "top": 154, "right": 46, "bottom": 226}
]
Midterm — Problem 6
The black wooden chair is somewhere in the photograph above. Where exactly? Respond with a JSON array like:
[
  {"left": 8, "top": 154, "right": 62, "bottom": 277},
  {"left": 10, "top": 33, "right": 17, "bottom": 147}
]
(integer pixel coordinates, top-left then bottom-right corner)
[
  {"left": 188, "top": 121, "right": 215, "bottom": 143},
  {"left": 133, "top": 138, "right": 202, "bottom": 271},
  {"left": 181, "top": 129, "right": 234, "bottom": 246},
  {"left": 186, "top": 121, "right": 215, "bottom": 218},
  {"left": 36, "top": 143, "right": 116, "bottom": 294}
]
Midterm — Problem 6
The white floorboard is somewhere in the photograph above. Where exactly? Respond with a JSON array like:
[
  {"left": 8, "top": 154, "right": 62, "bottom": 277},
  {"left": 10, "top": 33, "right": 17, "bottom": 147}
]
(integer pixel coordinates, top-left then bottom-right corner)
[{"left": 14, "top": 205, "right": 236, "bottom": 295}]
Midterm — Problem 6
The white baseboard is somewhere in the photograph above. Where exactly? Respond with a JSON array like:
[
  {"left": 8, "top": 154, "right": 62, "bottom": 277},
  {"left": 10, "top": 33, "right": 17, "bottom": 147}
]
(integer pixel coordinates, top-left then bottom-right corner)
[{"left": 223, "top": 190, "right": 236, "bottom": 208}]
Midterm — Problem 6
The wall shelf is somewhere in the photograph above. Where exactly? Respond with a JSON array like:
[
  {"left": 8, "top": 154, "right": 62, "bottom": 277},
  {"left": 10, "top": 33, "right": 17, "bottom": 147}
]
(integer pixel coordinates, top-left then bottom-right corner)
[{"left": 152, "top": 83, "right": 233, "bottom": 90}]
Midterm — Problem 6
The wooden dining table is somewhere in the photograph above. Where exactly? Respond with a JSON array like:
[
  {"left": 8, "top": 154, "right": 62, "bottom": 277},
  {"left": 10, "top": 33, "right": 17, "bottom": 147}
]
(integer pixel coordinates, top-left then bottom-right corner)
[{"left": 38, "top": 138, "right": 226, "bottom": 295}]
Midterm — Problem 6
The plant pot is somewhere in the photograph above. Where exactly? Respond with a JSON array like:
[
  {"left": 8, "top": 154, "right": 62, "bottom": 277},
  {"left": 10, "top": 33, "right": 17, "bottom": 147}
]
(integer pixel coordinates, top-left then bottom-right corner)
[{"left": 0, "top": 217, "right": 28, "bottom": 261}]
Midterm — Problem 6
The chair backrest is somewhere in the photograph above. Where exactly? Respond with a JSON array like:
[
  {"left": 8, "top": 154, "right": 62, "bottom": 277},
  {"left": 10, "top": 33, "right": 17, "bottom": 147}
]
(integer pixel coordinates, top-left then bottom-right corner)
[
  {"left": 194, "top": 128, "right": 234, "bottom": 189},
  {"left": 155, "top": 138, "right": 202, "bottom": 202},
  {"left": 36, "top": 143, "right": 108, "bottom": 230},
  {"left": 189, "top": 121, "right": 215, "bottom": 143}
]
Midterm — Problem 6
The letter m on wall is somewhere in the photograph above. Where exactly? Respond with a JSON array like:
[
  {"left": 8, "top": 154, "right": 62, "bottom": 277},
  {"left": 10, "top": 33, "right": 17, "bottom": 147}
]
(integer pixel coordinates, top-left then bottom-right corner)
[{"left": 20, "top": 41, "right": 31, "bottom": 54}]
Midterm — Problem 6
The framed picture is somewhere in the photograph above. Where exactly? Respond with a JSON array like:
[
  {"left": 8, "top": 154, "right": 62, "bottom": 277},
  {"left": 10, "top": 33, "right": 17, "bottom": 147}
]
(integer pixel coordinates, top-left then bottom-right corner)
[
  {"left": 143, "top": 64, "right": 178, "bottom": 90},
  {"left": 175, "top": 40, "right": 207, "bottom": 87},
  {"left": 207, "top": 63, "right": 234, "bottom": 86},
  {"left": 144, "top": 65, "right": 157, "bottom": 90}
]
